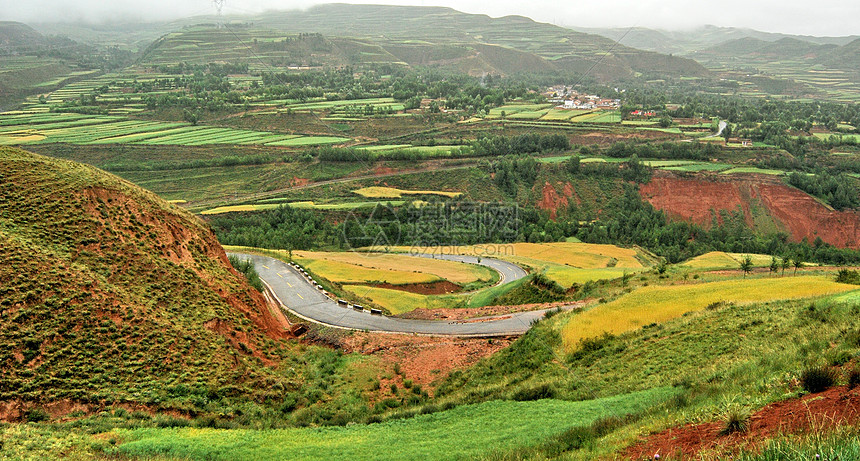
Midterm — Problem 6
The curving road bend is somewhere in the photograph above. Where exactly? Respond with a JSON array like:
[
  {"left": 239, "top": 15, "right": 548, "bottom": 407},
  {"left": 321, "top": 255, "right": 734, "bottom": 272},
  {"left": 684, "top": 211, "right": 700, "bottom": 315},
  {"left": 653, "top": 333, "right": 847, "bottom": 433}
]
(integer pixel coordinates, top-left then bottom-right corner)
[{"left": 230, "top": 252, "right": 561, "bottom": 337}]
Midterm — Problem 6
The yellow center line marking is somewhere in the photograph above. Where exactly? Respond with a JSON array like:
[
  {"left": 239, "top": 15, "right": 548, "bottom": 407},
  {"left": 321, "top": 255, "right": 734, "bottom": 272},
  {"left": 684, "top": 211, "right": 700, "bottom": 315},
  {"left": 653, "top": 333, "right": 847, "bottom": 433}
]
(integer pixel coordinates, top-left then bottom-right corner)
[
  {"left": 262, "top": 265, "right": 270, "bottom": 269},
  {"left": 287, "top": 282, "right": 293, "bottom": 287},
  {"left": 297, "top": 293, "right": 304, "bottom": 300},
  {"left": 277, "top": 273, "right": 283, "bottom": 278}
]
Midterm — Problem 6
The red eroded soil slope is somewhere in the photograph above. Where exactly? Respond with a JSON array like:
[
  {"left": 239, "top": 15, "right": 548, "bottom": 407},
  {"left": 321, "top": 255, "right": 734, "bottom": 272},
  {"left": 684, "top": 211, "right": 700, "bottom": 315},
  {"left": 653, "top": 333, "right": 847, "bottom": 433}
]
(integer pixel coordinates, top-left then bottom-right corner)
[
  {"left": 624, "top": 385, "right": 860, "bottom": 460},
  {"left": 640, "top": 173, "right": 860, "bottom": 248}
]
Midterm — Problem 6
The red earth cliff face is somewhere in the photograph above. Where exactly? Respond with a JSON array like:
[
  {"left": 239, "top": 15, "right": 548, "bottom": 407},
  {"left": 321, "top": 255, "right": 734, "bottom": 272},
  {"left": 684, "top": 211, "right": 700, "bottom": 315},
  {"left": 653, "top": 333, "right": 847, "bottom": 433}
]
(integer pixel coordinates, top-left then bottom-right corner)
[{"left": 640, "top": 173, "right": 860, "bottom": 249}]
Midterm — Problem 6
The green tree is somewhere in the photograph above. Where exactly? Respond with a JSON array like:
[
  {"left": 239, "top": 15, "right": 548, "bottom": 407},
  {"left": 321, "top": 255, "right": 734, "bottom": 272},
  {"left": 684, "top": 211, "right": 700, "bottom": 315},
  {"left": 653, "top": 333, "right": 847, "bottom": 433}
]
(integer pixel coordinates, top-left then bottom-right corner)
[
  {"left": 769, "top": 256, "right": 779, "bottom": 276},
  {"left": 740, "top": 255, "right": 754, "bottom": 278},
  {"left": 781, "top": 257, "right": 791, "bottom": 276},
  {"left": 793, "top": 257, "right": 803, "bottom": 276},
  {"left": 565, "top": 155, "right": 581, "bottom": 174}
]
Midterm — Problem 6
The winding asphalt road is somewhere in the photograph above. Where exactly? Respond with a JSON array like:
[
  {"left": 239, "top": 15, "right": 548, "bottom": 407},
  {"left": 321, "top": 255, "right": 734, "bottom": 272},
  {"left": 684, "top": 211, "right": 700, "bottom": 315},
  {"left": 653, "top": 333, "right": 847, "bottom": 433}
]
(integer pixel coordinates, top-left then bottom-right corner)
[{"left": 230, "top": 252, "right": 564, "bottom": 336}]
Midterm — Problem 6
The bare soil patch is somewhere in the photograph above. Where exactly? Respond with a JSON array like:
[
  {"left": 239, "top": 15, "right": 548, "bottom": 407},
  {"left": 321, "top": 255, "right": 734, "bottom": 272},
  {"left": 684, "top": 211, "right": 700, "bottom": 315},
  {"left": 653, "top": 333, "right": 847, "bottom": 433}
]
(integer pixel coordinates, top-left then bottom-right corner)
[
  {"left": 640, "top": 173, "right": 860, "bottom": 249},
  {"left": 624, "top": 385, "right": 860, "bottom": 460},
  {"left": 367, "top": 280, "right": 463, "bottom": 295},
  {"left": 340, "top": 333, "right": 514, "bottom": 391}
]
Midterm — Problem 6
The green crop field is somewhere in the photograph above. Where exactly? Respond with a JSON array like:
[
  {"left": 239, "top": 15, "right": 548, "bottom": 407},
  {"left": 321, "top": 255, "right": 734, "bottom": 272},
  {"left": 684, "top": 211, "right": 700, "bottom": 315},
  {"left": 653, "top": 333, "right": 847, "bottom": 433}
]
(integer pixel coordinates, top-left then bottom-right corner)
[
  {"left": 0, "top": 112, "right": 351, "bottom": 147},
  {"left": 343, "top": 285, "right": 460, "bottom": 313},
  {"left": 721, "top": 167, "right": 786, "bottom": 176},
  {"left": 115, "top": 387, "right": 677, "bottom": 460}
]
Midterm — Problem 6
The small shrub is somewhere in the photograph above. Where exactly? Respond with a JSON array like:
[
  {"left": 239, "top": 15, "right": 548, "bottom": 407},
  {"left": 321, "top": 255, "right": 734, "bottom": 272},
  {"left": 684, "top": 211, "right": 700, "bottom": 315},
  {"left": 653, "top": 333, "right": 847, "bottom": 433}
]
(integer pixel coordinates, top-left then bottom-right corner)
[
  {"left": 511, "top": 383, "right": 556, "bottom": 401},
  {"left": 800, "top": 367, "right": 836, "bottom": 393},
  {"left": 848, "top": 368, "right": 860, "bottom": 389},
  {"left": 24, "top": 408, "right": 50, "bottom": 423},
  {"left": 828, "top": 350, "right": 853, "bottom": 367},
  {"left": 835, "top": 269, "right": 860, "bottom": 285},
  {"left": 720, "top": 409, "right": 750, "bottom": 435},
  {"left": 403, "top": 379, "right": 413, "bottom": 389}
]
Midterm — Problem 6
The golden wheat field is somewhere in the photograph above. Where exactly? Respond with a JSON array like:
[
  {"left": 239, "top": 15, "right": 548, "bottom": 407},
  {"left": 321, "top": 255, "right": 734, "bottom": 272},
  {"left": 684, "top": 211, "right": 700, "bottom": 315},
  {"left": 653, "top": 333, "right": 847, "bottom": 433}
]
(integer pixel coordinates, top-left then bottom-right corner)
[
  {"left": 562, "top": 276, "right": 858, "bottom": 350},
  {"left": 352, "top": 186, "right": 462, "bottom": 199},
  {"left": 681, "top": 251, "right": 776, "bottom": 269},
  {"left": 392, "top": 242, "right": 650, "bottom": 288},
  {"left": 297, "top": 259, "right": 441, "bottom": 285},
  {"left": 295, "top": 251, "right": 493, "bottom": 285}
]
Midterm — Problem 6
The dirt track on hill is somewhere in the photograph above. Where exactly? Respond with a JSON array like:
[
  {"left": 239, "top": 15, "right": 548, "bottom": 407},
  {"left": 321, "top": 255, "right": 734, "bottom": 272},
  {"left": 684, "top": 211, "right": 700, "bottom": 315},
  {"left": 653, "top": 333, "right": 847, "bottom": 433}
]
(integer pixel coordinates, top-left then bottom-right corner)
[{"left": 640, "top": 173, "right": 860, "bottom": 249}]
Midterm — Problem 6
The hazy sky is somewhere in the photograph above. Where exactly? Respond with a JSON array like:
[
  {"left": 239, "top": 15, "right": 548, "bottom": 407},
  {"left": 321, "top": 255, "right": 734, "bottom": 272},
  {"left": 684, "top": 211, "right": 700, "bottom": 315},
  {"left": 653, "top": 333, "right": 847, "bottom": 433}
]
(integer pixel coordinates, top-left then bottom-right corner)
[{"left": 3, "top": 0, "right": 858, "bottom": 37}]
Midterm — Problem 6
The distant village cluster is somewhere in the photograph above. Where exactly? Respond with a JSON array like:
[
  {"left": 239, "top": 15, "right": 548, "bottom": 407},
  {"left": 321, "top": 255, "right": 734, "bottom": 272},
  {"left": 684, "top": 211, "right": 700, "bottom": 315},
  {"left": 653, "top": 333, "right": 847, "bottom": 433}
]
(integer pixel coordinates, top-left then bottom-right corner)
[{"left": 544, "top": 85, "right": 621, "bottom": 110}]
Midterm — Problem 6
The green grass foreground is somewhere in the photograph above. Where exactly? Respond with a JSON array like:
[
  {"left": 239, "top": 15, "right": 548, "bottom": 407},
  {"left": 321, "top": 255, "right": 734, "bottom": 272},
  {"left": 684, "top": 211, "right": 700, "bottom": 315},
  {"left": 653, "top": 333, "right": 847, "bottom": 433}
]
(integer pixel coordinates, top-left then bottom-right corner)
[{"left": 115, "top": 387, "right": 677, "bottom": 460}]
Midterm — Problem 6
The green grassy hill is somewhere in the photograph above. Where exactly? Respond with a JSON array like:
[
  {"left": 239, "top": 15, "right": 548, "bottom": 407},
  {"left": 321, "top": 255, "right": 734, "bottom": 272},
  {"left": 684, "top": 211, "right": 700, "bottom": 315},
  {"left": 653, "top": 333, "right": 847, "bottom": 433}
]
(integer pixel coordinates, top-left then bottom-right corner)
[
  {"left": 0, "top": 147, "right": 296, "bottom": 415},
  {"left": 138, "top": 4, "right": 707, "bottom": 79}
]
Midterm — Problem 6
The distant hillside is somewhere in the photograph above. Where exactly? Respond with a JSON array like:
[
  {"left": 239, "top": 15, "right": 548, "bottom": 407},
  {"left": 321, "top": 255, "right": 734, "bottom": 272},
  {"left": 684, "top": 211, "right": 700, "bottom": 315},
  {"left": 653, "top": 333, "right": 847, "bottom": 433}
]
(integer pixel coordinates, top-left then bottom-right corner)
[
  {"left": 139, "top": 4, "right": 707, "bottom": 80},
  {"left": 822, "top": 37, "right": 860, "bottom": 71},
  {"left": 697, "top": 37, "right": 836, "bottom": 61},
  {"left": 0, "top": 21, "right": 48, "bottom": 55},
  {"left": 0, "top": 147, "right": 294, "bottom": 416},
  {"left": 572, "top": 24, "right": 860, "bottom": 55}
]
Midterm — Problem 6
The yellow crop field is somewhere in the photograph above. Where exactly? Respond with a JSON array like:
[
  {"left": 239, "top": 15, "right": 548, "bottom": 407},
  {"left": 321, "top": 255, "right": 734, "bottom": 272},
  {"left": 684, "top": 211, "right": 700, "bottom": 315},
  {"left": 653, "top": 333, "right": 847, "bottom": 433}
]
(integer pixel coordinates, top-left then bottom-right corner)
[
  {"left": 352, "top": 186, "right": 462, "bottom": 199},
  {"left": 342, "top": 285, "right": 458, "bottom": 314},
  {"left": 297, "top": 259, "right": 440, "bottom": 285},
  {"left": 503, "top": 242, "right": 643, "bottom": 269},
  {"left": 562, "top": 276, "right": 857, "bottom": 349},
  {"left": 544, "top": 266, "right": 632, "bottom": 287},
  {"left": 399, "top": 242, "right": 644, "bottom": 269},
  {"left": 200, "top": 204, "right": 278, "bottom": 215},
  {"left": 682, "top": 252, "right": 776, "bottom": 269},
  {"left": 385, "top": 242, "right": 649, "bottom": 289},
  {"left": 295, "top": 251, "right": 494, "bottom": 285}
]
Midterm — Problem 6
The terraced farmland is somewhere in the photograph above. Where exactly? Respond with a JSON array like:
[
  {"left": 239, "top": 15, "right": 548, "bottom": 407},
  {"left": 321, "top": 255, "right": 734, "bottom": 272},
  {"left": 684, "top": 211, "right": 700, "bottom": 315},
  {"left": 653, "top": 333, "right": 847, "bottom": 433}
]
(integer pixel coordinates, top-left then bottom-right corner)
[
  {"left": 201, "top": 200, "right": 405, "bottom": 215},
  {"left": 0, "top": 112, "right": 350, "bottom": 147}
]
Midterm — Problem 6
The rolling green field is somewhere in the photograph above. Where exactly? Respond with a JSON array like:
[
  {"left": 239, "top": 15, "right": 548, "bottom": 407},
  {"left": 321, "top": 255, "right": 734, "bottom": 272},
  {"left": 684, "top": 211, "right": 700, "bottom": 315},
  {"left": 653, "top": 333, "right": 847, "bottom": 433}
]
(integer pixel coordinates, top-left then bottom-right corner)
[{"left": 114, "top": 387, "right": 678, "bottom": 460}]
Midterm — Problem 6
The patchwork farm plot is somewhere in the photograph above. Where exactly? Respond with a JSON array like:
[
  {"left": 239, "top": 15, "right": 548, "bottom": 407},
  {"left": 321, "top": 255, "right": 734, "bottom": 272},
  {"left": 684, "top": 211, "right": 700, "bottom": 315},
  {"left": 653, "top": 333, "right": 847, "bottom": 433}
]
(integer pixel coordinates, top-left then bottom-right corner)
[
  {"left": 200, "top": 200, "right": 406, "bottom": 215},
  {"left": 391, "top": 242, "right": 655, "bottom": 289},
  {"left": 0, "top": 112, "right": 351, "bottom": 147},
  {"left": 290, "top": 250, "right": 498, "bottom": 313},
  {"left": 485, "top": 104, "right": 622, "bottom": 125}
]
